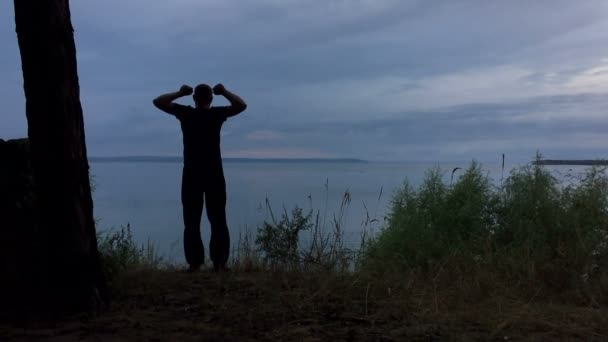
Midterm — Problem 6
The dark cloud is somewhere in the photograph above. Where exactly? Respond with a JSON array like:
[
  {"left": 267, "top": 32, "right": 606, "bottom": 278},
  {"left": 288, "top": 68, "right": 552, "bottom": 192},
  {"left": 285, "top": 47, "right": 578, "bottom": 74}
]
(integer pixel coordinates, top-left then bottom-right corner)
[
  {"left": 2, "top": 1, "right": 608, "bottom": 161},
  {"left": 85, "top": 92, "right": 608, "bottom": 162}
]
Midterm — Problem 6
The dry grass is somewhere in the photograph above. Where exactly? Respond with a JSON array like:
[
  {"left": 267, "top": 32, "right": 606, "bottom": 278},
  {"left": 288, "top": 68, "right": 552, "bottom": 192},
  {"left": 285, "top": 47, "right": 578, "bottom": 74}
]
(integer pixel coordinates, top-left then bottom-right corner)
[{"left": 1, "top": 268, "right": 607, "bottom": 341}]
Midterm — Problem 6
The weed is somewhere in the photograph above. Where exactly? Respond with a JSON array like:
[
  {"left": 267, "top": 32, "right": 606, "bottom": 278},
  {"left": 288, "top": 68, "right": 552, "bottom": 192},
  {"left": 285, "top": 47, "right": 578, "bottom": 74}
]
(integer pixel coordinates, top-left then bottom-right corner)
[{"left": 97, "top": 224, "right": 162, "bottom": 285}]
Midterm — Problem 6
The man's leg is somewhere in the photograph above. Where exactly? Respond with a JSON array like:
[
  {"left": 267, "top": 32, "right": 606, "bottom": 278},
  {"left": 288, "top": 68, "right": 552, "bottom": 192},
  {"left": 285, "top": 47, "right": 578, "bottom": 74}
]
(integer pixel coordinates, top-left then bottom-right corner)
[
  {"left": 205, "top": 177, "right": 230, "bottom": 270},
  {"left": 182, "top": 167, "right": 205, "bottom": 267}
]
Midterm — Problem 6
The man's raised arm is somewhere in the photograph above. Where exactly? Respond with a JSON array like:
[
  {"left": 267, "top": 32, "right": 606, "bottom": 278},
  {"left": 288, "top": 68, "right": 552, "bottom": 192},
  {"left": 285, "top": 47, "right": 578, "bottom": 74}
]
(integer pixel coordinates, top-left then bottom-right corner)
[
  {"left": 213, "top": 83, "right": 247, "bottom": 117},
  {"left": 153, "top": 85, "right": 193, "bottom": 115}
]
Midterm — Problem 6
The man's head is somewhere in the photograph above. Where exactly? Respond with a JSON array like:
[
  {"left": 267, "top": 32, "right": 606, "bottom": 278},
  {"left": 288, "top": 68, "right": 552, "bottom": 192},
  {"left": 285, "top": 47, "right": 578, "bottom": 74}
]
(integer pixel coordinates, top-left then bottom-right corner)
[{"left": 193, "top": 84, "right": 213, "bottom": 108}]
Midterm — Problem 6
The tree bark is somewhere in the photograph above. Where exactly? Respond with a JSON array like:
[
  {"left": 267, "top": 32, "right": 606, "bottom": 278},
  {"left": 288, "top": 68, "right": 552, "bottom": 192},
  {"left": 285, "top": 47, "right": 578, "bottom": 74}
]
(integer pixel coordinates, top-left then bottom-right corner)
[{"left": 13, "top": 0, "right": 106, "bottom": 312}]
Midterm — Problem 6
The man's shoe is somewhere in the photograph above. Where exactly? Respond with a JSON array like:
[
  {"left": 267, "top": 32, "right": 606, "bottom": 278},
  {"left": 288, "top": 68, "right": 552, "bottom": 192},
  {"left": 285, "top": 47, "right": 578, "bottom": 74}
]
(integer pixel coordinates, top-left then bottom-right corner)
[
  {"left": 213, "top": 263, "right": 231, "bottom": 273},
  {"left": 187, "top": 264, "right": 202, "bottom": 273}
]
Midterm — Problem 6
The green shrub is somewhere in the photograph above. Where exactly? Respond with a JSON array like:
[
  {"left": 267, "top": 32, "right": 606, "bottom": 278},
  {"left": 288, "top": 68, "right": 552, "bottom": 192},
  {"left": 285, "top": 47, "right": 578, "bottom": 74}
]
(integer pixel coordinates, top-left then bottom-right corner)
[
  {"left": 255, "top": 206, "right": 313, "bottom": 267},
  {"left": 365, "top": 162, "right": 497, "bottom": 269},
  {"left": 362, "top": 158, "right": 608, "bottom": 292},
  {"left": 97, "top": 224, "right": 162, "bottom": 283},
  {"left": 253, "top": 192, "right": 356, "bottom": 271}
]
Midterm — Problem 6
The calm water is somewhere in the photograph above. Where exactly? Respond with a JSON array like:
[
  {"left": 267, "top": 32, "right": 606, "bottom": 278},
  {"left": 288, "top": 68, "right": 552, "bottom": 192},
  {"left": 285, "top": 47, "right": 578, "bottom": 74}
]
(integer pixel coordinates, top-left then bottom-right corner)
[{"left": 91, "top": 160, "right": 589, "bottom": 263}]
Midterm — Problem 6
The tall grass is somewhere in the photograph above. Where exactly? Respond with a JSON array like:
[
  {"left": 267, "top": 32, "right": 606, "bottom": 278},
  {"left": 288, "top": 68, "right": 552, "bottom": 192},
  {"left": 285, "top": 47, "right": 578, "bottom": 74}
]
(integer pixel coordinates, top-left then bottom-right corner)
[
  {"left": 360, "top": 156, "right": 608, "bottom": 300},
  {"left": 97, "top": 224, "right": 163, "bottom": 285},
  {"left": 237, "top": 192, "right": 356, "bottom": 272},
  {"left": 232, "top": 185, "right": 380, "bottom": 272}
]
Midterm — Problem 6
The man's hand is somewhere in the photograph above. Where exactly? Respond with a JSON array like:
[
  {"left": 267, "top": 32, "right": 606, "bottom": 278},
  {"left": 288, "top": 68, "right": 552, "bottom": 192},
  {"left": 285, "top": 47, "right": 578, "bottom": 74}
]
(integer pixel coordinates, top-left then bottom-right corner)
[
  {"left": 213, "top": 83, "right": 226, "bottom": 96},
  {"left": 214, "top": 83, "right": 247, "bottom": 117},
  {"left": 180, "top": 85, "right": 194, "bottom": 96},
  {"left": 153, "top": 85, "right": 192, "bottom": 116}
]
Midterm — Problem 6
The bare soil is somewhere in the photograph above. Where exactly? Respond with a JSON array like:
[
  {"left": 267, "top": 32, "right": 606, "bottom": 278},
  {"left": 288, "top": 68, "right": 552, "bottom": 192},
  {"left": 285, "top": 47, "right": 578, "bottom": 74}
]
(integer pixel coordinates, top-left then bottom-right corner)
[{"left": 1, "top": 269, "right": 607, "bottom": 341}]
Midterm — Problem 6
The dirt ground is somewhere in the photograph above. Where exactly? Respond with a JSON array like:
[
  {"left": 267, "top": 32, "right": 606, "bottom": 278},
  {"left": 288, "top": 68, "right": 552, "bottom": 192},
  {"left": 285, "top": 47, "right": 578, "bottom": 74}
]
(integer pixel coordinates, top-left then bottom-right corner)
[{"left": 1, "top": 269, "right": 607, "bottom": 341}]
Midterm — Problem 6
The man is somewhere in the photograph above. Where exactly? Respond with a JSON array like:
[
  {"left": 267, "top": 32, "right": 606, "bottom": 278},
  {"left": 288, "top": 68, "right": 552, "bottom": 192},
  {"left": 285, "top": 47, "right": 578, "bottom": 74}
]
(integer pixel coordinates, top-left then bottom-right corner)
[{"left": 153, "top": 83, "right": 247, "bottom": 272}]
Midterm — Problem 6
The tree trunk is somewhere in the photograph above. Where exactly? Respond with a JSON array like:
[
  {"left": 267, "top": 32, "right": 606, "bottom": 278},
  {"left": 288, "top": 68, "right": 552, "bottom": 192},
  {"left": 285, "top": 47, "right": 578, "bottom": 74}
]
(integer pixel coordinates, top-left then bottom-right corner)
[{"left": 13, "top": 0, "right": 106, "bottom": 312}]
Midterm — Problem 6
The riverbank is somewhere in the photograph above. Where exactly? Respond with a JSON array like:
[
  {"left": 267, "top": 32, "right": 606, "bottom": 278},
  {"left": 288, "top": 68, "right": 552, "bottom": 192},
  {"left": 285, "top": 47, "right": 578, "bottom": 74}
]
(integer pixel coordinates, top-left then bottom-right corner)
[{"left": 4, "top": 158, "right": 608, "bottom": 340}]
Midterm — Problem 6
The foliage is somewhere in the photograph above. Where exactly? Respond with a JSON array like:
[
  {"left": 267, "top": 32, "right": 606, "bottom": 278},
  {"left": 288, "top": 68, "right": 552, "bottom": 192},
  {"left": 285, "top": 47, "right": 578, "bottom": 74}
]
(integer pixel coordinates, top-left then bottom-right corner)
[
  {"left": 251, "top": 192, "right": 358, "bottom": 272},
  {"left": 362, "top": 157, "right": 608, "bottom": 294},
  {"left": 97, "top": 224, "right": 162, "bottom": 284},
  {"left": 255, "top": 206, "right": 313, "bottom": 267}
]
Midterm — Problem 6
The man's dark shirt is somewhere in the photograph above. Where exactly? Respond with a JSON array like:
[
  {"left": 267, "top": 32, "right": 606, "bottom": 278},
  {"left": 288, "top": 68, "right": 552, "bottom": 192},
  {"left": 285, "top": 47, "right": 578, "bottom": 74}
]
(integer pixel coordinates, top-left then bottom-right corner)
[{"left": 165, "top": 104, "right": 230, "bottom": 171}]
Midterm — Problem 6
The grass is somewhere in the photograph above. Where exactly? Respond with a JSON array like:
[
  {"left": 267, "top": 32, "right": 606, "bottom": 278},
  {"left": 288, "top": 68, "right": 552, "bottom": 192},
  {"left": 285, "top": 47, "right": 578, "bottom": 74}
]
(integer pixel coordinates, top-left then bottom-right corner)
[
  {"left": 247, "top": 191, "right": 360, "bottom": 272},
  {"left": 96, "top": 224, "right": 164, "bottom": 292},
  {"left": 12, "top": 156, "right": 607, "bottom": 340},
  {"left": 4, "top": 267, "right": 606, "bottom": 340},
  {"left": 361, "top": 155, "right": 608, "bottom": 305}
]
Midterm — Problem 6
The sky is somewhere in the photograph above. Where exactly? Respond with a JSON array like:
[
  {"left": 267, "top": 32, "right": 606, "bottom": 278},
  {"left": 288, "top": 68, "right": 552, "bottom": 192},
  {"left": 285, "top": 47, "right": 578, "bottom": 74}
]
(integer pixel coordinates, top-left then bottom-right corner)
[{"left": 2, "top": 0, "right": 608, "bottom": 162}]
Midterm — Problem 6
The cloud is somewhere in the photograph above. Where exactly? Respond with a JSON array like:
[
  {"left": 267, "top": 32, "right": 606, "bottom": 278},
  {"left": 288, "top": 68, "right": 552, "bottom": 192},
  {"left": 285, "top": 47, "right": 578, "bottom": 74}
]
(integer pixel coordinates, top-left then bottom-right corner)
[
  {"left": 245, "top": 130, "right": 284, "bottom": 141},
  {"left": 2, "top": 1, "right": 608, "bottom": 161},
  {"left": 84, "top": 92, "right": 608, "bottom": 161},
  {"left": 219, "top": 93, "right": 608, "bottom": 161},
  {"left": 224, "top": 148, "right": 332, "bottom": 159}
]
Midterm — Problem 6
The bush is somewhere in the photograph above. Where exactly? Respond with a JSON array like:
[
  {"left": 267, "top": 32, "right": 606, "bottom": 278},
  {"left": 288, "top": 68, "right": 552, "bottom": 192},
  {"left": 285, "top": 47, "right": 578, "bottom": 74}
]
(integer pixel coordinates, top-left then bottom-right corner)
[
  {"left": 255, "top": 206, "right": 313, "bottom": 267},
  {"left": 97, "top": 224, "right": 162, "bottom": 284},
  {"left": 362, "top": 158, "right": 608, "bottom": 293},
  {"left": 253, "top": 192, "right": 356, "bottom": 272},
  {"left": 364, "top": 161, "right": 497, "bottom": 269}
]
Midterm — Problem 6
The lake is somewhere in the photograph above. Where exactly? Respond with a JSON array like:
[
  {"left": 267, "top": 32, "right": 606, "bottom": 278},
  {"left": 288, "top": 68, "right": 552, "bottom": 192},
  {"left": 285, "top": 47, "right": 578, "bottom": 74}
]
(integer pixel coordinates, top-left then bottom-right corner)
[{"left": 90, "top": 160, "right": 589, "bottom": 263}]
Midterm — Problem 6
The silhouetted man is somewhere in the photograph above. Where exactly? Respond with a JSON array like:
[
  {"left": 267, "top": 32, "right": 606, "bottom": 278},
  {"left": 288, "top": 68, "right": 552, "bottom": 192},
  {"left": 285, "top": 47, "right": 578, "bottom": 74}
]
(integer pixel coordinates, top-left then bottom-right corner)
[{"left": 153, "top": 83, "right": 247, "bottom": 272}]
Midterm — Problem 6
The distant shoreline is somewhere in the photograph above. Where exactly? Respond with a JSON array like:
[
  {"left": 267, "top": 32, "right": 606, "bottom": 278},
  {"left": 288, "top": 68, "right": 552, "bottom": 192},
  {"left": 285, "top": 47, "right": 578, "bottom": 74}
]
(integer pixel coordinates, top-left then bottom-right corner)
[
  {"left": 89, "top": 156, "right": 368, "bottom": 164},
  {"left": 534, "top": 160, "right": 608, "bottom": 166}
]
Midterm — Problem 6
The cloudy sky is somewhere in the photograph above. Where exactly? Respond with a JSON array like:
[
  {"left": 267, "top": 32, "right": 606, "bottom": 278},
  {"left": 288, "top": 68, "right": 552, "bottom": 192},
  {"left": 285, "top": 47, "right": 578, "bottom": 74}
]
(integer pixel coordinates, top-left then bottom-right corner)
[{"left": 2, "top": 0, "right": 608, "bottom": 162}]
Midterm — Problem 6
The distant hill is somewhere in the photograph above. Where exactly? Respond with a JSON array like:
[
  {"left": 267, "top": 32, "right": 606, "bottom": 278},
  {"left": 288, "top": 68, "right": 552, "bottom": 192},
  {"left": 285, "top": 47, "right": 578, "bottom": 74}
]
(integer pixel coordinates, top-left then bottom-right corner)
[
  {"left": 89, "top": 156, "right": 367, "bottom": 164},
  {"left": 534, "top": 160, "right": 608, "bottom": 166}
]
